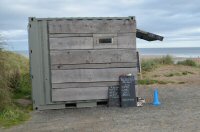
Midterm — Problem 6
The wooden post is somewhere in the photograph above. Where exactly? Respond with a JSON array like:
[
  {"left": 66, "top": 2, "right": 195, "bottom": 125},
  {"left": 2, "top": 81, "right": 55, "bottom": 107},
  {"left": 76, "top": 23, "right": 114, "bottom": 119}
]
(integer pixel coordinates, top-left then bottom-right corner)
[
  {"left": 136, "top": 51, "right": 141, "bottom": 73},
  {"left": 136, "top": 51, "right": 142, "bottom": 79}
]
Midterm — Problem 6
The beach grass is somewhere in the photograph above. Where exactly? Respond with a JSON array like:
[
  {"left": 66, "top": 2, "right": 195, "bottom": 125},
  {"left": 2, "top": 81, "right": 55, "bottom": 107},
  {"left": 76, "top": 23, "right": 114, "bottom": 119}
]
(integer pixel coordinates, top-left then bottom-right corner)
[
  {"left": 0, "top": 50, "right": 31, "bottom": 128},
  {"left": 139, "top": 55, "right": 200, "bottom": 85},
  {"left": 177, "top": 59, "right": 197, "bottom": 67},
  {"left": 141, "top": 55, "right": 173, "bottom": 72},
  {"left": 137, "top": 79, "right": 174, "bottom": 85}
]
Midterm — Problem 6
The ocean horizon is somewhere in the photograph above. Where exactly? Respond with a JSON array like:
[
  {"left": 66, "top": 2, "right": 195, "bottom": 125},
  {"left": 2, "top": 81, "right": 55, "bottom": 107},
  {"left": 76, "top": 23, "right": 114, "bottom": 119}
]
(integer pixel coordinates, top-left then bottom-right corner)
[
  {"left": 13, "top": 47, "right": 200, "bottom": 58},
  {"left": 138, "top": 47, "right": 200, "bottom": 58}
]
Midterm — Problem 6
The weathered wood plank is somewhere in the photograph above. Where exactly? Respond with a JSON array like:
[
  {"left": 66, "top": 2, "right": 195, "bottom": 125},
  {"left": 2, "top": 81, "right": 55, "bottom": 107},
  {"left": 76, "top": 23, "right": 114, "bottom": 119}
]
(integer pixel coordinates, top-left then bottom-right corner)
[
  {"left": 50, "top": 49, "right": 137, "bottom": 65},
  {"left": 52, "top": 87, "right": 108, "bottom": 101},
  {"left": 76, "top": 102, "right": 97, "bottom": 108},
  {"left": 49, "top": 37, "right": 93, "bottom": 50},
  {"left": 51, "top": 67, "right": 137, "bottom": 83},
  {"left": 49, "top": 33, "right": 136, "bottom": 49},
  {"left": 52, "top": 81, "right": 119, "bottom": 88},
  {"left": 117, "top": 33, "right": 136, "bottom": 48},
  {"left": 51, "top": 62, "right": 137, "bottom": 70},
  {"left": 93, "top": 34, "right": 117, "bottom": 37},
  {"left": 48, "top": 20, "right": 136, "bottom": 34},
  {"left": 49, "top": 33, "right": 93, "bottom": 38}
]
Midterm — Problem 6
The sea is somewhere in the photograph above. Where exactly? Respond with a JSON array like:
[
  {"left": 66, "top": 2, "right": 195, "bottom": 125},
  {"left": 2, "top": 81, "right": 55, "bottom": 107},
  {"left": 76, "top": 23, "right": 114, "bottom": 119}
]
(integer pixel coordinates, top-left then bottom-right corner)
[
  {"left": 14, "top": 47, "right": 200, "bottom": 58},
  {"left": 138, "top": 47, "right": 200, "bottom": 58}
]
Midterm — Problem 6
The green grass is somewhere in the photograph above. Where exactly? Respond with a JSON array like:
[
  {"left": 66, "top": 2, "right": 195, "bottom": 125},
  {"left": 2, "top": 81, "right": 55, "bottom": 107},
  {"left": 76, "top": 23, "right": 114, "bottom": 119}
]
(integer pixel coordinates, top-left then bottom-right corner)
[
  {"left": 141, "top": 59, "right": 158, "bottom": 72},
  {"left": 13, "top": 73, "right": 31, "bottom": 99},
  {"left": 137, "top": 79, "right": 174, "bottom": 85},
  {"left": 177, "top": 59, "right": 197, "bottom": 67},
  {"left": 139, "top": 56, "right": 200, "bottom": 86},
  {"left": 141, "top": 55, "right": 173, "bottom": 72},
  {"left": 157, "top": 55, "right": 174, "bottom": 65},
  {"left": 164, "top": 71, "right": 194, "bottom": 77},
  {"left": 182, "top": 71, "right": 194, "bottom": 75},
  {"left": 0, "top": 50, "right": 31, "bottom": 128},
  {"left": 0, "top": 107, "right": 30, "bottom": 128},
  {"left": 178, "top": 81, "right": 185, "bottom": 84}
]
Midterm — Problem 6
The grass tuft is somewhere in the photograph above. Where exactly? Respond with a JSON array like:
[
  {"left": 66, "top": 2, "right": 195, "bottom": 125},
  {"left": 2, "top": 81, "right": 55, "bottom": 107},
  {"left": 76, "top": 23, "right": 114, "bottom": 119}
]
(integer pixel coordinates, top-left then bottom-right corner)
[
  {"left": 0, "top": 107, "right": 30, "bottom": 128},
  {"left": 14, "top": 73, "right": 31, "bottom": 99},
  {"left": 178, "top": 81, "right": 185, "bottom": 84},
  {"left": 158, "top": 55, "right": 174, "bottom": 65},
  {"left": 141, "top": 55, "right": 173, "bottom": 72},
  {"left": 141, "top": 60, "right": 158, "bottom": 72},
  {"left": 138, "top": 79, "right": 158, "bottom": 85},
  {"left": 164, "top": 71, "right": 194, "bottom": 77},
  {"left": 137, "top": 79, "right": 174, "bottom": 85},
  {"left": 177, "top": 59, "right": 197, "bottom": 67}
]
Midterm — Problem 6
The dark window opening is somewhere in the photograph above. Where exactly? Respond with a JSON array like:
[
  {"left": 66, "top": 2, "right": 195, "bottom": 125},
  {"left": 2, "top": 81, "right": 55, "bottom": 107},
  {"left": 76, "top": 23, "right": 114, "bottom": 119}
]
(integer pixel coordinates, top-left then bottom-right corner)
[{"left": 99, "top": 38, "right": 112, "bottom": 43}]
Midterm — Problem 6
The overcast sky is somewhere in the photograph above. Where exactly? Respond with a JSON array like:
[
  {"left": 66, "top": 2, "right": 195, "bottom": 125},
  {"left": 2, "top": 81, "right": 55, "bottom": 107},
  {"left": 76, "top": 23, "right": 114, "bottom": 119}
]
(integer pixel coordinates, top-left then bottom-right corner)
[{"left": 0, "top": 0, "right": 200, "bottom": 51}]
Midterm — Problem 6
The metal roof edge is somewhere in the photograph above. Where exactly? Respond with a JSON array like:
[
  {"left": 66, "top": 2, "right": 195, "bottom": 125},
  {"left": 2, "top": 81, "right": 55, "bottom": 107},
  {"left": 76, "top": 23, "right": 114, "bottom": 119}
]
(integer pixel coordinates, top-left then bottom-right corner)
[{"left": 28, "top": 16, "right": 135, "bottom": 21}]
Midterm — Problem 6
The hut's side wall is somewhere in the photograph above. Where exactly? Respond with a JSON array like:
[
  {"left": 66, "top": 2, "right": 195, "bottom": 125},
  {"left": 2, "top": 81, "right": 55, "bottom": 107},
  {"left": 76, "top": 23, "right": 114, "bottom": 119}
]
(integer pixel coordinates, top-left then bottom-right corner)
[
  {"left": 48, "top": 19, "right": 137, "bottom": 102},
  {"left": 29, "top": 19, "right": 53, "bottom": 109},
  {"left": 29, "top": 17, "right": 137, "bottom": 110}
]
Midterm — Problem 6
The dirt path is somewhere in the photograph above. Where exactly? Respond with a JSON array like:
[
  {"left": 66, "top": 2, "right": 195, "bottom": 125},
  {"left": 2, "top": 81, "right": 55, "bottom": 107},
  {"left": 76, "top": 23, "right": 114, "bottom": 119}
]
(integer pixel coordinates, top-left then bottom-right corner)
[{"left": 2, "top": 84, "right": 200, "bottom": 132}]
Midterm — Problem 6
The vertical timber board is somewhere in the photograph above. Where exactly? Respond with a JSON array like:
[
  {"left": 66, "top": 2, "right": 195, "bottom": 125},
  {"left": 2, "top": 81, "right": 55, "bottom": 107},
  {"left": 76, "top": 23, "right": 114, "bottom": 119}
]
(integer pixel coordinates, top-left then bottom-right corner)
[
  {"left": 29, "top": 18, "right": 45, "bottom": 107},
  {"left": 41, "top": 20, "right": 52, "bottom": 104}
]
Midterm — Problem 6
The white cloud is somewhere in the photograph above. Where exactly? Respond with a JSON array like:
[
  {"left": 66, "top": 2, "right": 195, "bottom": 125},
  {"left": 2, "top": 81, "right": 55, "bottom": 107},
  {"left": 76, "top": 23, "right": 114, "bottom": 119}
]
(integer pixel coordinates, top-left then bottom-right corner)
[
  {"left": 0, "top": 0, "right": 200, "bottom": 50},
  {"left": 119, "top": 0, "right": 145, "bottom": 5},
  {"left": 0, "top": 30, "right": 27, "bottom": 40}
]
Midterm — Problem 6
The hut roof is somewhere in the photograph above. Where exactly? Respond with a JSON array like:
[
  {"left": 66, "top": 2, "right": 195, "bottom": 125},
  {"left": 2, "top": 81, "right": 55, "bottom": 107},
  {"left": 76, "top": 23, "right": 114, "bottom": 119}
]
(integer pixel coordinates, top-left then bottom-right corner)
[{"left": 136, "top": 29, "right": 164, "bottom": 41}]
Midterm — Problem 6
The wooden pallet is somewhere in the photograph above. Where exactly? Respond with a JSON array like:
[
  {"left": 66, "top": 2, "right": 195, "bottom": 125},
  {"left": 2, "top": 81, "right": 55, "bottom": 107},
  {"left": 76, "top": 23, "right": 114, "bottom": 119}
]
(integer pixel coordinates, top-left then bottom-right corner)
[{"left": 35, "top": 100, "right": 107, "bottom": 110}]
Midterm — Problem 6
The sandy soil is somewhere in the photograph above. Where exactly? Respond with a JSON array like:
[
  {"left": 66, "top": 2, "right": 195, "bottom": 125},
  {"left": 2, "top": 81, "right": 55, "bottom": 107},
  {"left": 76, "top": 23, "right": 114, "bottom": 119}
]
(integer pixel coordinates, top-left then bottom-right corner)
[{"left": 141, "top": 65, "right": 200, "bottom": 85}]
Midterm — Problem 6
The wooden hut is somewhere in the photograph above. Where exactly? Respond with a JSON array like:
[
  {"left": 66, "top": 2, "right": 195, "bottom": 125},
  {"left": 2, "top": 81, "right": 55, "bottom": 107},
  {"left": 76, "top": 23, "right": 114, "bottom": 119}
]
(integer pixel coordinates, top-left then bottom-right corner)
[{"left": 28, "top": 16, "right": 163, "bottom": 110}]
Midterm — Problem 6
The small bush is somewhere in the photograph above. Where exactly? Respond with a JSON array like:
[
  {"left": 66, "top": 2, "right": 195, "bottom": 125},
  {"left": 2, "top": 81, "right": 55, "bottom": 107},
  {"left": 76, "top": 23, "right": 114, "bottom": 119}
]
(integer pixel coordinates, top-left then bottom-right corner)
[
  {"left": 177, "top": 59, "right": 197, "bottom": 67},
  {"left": 9, "top": 69, "right": 21, "bottom": 91},
  {"left": 182, "top": 71, "right": 193, "bottom": 75},
  {"left": 164, "top": 73, "right": 175, "bottom": 77},
  {"left": 157, "top": 55, "right": 174, "bottom": 65},
  {"left": 178, "top": 81, "right": 185, "bottom": 84},
  {"left": 141, "top": 60, "right": 158, "bottom": 72},
  {"left": 141, "top": 55, "right": 174, "bottom": 72},
  {"left": 14, "top": 73, "right": 31, "bottom": 99}
]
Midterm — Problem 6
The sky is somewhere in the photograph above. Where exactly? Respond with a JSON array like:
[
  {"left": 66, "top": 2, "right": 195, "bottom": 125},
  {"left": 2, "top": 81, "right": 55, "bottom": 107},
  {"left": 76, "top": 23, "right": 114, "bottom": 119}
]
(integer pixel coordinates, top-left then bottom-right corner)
[{"left": 0, "top": 0, "right": 200, "bottom": 51}]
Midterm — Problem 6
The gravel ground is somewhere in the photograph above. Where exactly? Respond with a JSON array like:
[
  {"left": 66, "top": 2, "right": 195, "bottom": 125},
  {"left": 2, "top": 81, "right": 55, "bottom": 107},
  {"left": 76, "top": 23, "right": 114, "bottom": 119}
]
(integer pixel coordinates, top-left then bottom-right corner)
[{"left": 2, "top": 84, "right": 200, "bottom": 132}]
